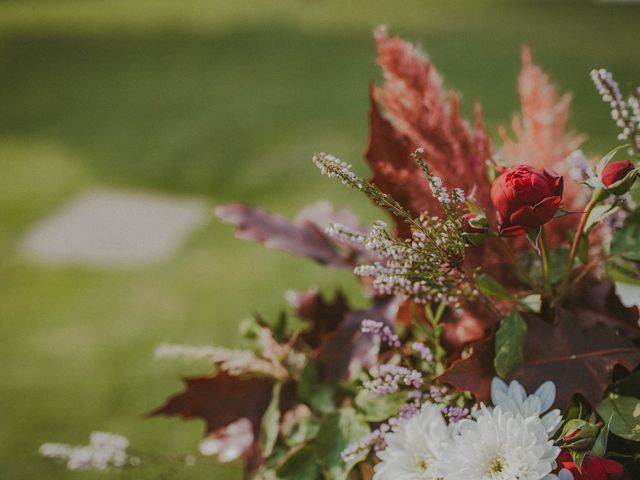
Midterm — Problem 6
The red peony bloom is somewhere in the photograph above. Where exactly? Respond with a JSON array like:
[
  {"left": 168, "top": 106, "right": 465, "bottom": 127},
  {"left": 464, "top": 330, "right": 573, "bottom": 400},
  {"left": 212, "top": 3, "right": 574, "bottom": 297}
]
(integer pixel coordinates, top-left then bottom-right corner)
[
  {"left": 557, "top": 451, "right": 626, "bottom": 480},
  {"left": 601, "top": 160, "right": 634, "bottom": 187},
  {"left": 490, "top": 165, "right": 563, "bottom": 237}
]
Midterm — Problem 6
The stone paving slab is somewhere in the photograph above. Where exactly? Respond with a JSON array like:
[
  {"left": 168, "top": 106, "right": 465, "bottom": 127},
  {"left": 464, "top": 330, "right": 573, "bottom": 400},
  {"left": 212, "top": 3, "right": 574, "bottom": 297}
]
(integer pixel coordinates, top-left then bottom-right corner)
[{"left": 22, "top": 189, "right": 208, "bottom": 266}]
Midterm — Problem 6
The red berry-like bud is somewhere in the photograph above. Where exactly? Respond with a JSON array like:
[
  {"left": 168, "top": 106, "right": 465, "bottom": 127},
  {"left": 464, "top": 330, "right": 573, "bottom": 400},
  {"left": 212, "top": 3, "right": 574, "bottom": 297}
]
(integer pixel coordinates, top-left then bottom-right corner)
[{"left": 601, "top": 160, "right": 634, "bottom": 187}]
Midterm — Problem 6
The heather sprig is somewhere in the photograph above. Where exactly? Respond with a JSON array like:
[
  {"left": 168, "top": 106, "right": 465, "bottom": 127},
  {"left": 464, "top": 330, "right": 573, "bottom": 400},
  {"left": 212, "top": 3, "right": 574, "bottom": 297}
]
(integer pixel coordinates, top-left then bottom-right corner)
[
  {"left": 591, "top": 69, "right": 640, "bottom": 154},
  {"left": 314, "top": 150, "right": 473, "bottom": 305}
]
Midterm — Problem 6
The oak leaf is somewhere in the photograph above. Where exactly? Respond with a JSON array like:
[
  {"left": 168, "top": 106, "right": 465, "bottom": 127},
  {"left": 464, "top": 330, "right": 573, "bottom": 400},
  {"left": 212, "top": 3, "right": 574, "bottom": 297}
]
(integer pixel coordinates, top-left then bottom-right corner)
[
  {"left": 438, "top": 311, "right": 640, "bottom": 408},
  {"left": 150, "top": 372, "right": 278, "bottom": 473}
]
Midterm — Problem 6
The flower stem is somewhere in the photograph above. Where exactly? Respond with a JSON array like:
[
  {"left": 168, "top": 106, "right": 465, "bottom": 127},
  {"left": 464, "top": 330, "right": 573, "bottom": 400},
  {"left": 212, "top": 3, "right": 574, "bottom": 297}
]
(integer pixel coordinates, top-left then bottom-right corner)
[
  {"left": 538, "top": 228, "right": 552, "bottom": 299},
  {"left": 497, "top": 237, "right": 537, "bottom": 290},
  {"left": 555, "top": 198, "right": 597, "bottom": 307},
  {"left": 425, "top": 302, "right": 447, "bottom": 369}
]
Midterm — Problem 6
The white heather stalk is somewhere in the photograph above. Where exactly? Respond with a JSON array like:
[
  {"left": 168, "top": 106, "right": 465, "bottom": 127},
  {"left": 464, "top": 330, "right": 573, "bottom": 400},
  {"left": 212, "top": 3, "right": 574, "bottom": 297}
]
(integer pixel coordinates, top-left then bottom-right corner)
[
  {"left": 155, "top": 343, "right": 288, "bottom": 379},
  {"left": 39, "top": 432, "right": 130, "bottom": 471},
  {"left": 591, "top": 68, "right": 640, "bottom": 151}
]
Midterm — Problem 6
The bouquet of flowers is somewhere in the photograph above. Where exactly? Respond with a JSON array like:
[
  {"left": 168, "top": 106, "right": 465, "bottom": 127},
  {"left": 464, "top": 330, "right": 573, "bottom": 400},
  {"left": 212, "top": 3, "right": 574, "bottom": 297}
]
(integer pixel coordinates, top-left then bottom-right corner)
[{"left": 41, "top": 29, "right": 640, "bottom": 480}]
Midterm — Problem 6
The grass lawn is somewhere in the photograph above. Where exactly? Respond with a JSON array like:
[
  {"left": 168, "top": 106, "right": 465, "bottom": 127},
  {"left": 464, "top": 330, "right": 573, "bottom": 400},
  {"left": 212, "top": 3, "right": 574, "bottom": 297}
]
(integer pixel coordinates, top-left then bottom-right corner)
[{"left": 0, "top": 1, "right": 638, "bottom": 478}]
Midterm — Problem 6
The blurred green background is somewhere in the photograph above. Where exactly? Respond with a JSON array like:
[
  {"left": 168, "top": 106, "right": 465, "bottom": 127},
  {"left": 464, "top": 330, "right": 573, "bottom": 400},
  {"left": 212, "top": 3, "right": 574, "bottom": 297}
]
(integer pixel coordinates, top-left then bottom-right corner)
[{"left": 1, "top": 0, "right": 638, "bottom": 478}]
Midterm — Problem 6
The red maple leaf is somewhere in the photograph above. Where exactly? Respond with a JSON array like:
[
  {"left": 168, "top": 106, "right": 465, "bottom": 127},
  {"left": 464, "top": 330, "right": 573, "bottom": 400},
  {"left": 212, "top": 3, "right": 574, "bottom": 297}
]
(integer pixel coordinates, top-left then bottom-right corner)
[
  {"left": 438, "top": 311, "right": 640, "bottom": 408},
  {"left": 150, "top": 372, "right": 282, "bottom": 474},
  {"left": 288, "top": 288, "right": 350, "bottom": 349}
]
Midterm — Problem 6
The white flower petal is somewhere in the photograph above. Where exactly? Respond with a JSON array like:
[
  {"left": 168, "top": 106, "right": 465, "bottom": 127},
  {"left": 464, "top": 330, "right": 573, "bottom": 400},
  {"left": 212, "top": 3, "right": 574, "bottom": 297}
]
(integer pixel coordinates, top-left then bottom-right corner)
[
  {"left": 440, "top": 406, "right": 561, "bottom": 480},
  {"left": 491, "top": 377, "right": 509, "bottom": 406},
  {"left": 558, "top": 468, "right": 575, "bottom": 480},
  {"left": 374, "top": 402, "right": 450, "bottom": 480},
  {"left": 508, "top": 379, "right": 527, "bottom": 404},
  {"left": 534, "top": 381, "right": 556, "bottom": 412}
]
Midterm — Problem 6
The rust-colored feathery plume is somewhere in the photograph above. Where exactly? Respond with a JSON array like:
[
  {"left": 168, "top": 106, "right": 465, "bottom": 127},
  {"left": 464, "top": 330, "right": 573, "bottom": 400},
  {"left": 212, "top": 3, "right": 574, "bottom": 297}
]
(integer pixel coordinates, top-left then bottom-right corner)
[
  {"left": 366, "top": 27, "right": 493, "bottom": 237},
  {"left": 500, "top": 46, "right": 585, "bottom": 212}
]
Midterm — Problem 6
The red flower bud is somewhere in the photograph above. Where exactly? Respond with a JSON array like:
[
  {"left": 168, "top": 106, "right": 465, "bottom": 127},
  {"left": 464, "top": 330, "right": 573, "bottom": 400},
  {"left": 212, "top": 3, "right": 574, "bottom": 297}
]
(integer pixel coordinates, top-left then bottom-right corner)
[
  {"left": 557, "top": 451, "right": 626, "bottom": 480},
  {"left": 462, "top": 213, "right": 486, "bottom": 233},
  {"left": 601, "top": 160, "right": 634, "bottom": 187},
  {"left": 490, "top": 165, "right": 563, "bottom": 237}
]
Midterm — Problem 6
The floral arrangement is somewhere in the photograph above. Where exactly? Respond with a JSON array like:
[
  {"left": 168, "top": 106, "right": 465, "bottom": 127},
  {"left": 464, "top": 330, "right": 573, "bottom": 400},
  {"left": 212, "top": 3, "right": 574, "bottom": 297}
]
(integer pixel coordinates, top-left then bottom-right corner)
[{"left": 41, "top": 29, "right": 640, "bottom": 480}]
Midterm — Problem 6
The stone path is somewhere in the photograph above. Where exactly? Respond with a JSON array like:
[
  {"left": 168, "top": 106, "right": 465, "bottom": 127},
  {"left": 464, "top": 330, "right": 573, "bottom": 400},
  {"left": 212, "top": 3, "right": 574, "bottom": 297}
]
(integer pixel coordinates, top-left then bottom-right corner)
[{"left": 22, "top": 189, "right": 207, "bottom": 266}]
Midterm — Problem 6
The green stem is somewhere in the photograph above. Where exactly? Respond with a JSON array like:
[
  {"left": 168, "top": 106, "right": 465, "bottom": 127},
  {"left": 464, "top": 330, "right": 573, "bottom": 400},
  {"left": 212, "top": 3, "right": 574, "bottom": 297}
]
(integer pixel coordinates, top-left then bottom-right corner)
[
  {"left": 425, "top": 302, "right": 447, "bottom": 371},
  {"left": 538, "top": 228, "right": 552, "bottom": 299},
  {"left": 555, "top": 197, "right": 597, "bottom": 307},
  {"left": 497, "top": 237, "right": 537, "bottom": 291}
]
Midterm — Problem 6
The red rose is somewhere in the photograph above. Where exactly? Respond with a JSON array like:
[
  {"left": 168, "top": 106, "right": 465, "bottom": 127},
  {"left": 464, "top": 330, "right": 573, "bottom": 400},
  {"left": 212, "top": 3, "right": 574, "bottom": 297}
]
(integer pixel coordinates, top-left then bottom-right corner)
[
  {"left": 557, "top": 451, "right": 626, "bottom": 480},
  {"left": 601, "top": 160, "right": 634, "bottom": 187},
  {"left": 490, "top": 165, "right": 563, "bottom": 237}
]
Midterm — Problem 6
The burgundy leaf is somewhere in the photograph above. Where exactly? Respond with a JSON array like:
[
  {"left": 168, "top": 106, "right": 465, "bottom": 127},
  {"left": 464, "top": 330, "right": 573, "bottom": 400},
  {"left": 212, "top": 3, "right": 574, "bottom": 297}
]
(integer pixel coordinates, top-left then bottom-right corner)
[
  {"left": 439, "top": 312, "right": 640, "bottom": 408},
  {"left": 437, "top": 335, "right": 495, "bottom": 404},
  {"left": 567, "top": 278, "right": 640, "bottom": 339},
  {"left": 215, "top": 202, "right": 355, "bottom": 267},
  {"left": 150, "top": 372, "right": 278, "bottom": 474},
  {"left": 288, "top": 288, "right": 350, "bottom": 349},
  {"left": 315, "top": 297, "right": 401, "bottom": 381},
  {"left": 509, "top": 311, "right": 640, "bottom": 408}
]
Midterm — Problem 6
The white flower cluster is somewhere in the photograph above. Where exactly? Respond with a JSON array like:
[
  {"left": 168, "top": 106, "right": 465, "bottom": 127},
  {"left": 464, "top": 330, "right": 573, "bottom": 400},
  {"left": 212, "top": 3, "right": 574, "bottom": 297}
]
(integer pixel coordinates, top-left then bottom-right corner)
[
  {"left": 154, "top": 322, "right": 300, "bottom": 381},
  {"left": 372, "top": 379, "right": 573, "bottom": 480},
  {"left": 591, "top": 68, "right": 640, "bottom": 152},
  {"left": 39, "top": 432, "right": 132, "bottom": 471}
]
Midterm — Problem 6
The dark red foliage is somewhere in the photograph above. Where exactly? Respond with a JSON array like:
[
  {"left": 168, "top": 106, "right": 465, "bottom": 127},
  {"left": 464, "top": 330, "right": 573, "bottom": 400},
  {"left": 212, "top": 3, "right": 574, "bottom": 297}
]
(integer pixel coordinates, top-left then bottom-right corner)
[
  {"left": 438, "top": 311, "right": 640, "bottom": 408},
  {"left": 215, "top": 203, "right": 360, "bottom": 268},
  {"left": 288, "top": 288, "right": 350, "bottom": 349},
  {"left": 567, "top": 278, "right": 640, "bottom": 339},
  {"left": 150, "top": 372, "right": 278, "bottom": 473},
  {"left": 314, "top": 298, "right": 401, "bottom": 381},
  {"left": 437, "top": 335, "right": 495, "bottom": 404}
]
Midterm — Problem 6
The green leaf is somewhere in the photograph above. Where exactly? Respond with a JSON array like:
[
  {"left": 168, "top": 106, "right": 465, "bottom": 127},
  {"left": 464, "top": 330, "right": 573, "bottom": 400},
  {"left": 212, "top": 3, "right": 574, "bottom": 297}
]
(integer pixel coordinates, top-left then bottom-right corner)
[
  {"left": 465, "top": 199, "right": 485, "bottom": 215},
  {"left": 276, "top": 446, "right": 320, "bottom": 480},
  {"left": 526, "top": 226, "right": 542, "bottom": 255},
  {"left": 285, "top": 416, "right": 320, "bottom": 447},
  {"left": 298, "top": 361, "right": 335, "bottom": 414},
  {"left": 596, "top": 395, "right": 640, "bottom": 441},
  {"left": 611, "top": 215, "right": 640, "bottom": 261},
  {"left": 553, "top": 208, "right": 572, "bottom": 218},
  {"left": 611, "top": 371, "right": 640, "bottom": 397},
  {"left": 261, "top": 383, "right": 282, "bottom": 458},
  {"left": 572, "top": 450, "right": 587, "bottom": 470},
  {"left": 585, "top": 204, "right": 618, "bottom": 232},
  {"left": 494, "top": 309, "right": 527, "bottom": 378},
  {"left": 354, "top": 390, "right": 408, "bottom": 422},
  {"left": 476, "top": 274, "right": 512, "bottom": 300},
  {"left": 518, "top": 294, "right": 541, "bottom": 313},
  {"left": 590, "top": 413, "right": 611, "bottom": 458},
  {"left": 548, "top": 247, "right": 571, "bottom": 285},
  {"left": 314, "top": 407, "right": 370, "bottom": 480}
]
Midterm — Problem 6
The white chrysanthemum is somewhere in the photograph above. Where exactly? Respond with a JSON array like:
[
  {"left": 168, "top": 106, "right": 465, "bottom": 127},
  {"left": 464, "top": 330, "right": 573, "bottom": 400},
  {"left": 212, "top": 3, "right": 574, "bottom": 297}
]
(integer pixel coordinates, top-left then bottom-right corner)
[
  {"left": 490, "top": 378, "right": 562, "bottom": 436},
  {"left": 441, "top": 405, "right": 561, "bottom": 480},
  {"left": 374, "top": 402, "right": 450, "bottom": 480}
]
